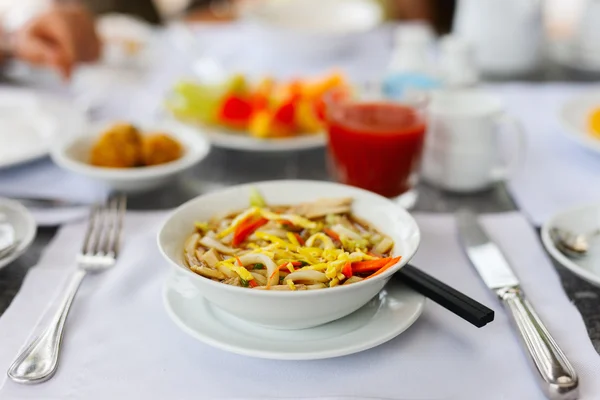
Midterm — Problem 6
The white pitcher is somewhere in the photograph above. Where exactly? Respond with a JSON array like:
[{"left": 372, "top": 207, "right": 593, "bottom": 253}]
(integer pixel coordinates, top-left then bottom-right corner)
[{"left": 453, "top": 0, "right": 543, "bottom": 76}]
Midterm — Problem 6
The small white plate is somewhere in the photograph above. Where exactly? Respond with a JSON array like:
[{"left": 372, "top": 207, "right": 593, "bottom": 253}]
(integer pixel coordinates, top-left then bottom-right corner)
[
  {"left": 541, "top": 203, "right": 600, "bottom": 287},
  {"left": 0, "top": 89, "right": 86, "bottom": 170},
  {"left": 0, "top": 198, "right": 37, "bottom": 270},
  {"left": 169, "top": 100, "right": 326, "bottom": 151},
  {"left": 202, "top": 125, "right": 325, "bottom": 152},
  {"left": 163, "top": 273, "right": 425, "bottom": 360},
  {"left": 558, "top": 91, "right": 600, "bottom": 155}
]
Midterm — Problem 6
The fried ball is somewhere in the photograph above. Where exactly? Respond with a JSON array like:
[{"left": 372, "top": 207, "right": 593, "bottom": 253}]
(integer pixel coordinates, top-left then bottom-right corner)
[
  {"left": 90, "top": 123, "right": 142, "bottom": 168},
  {"left": 141, "top": 133, "right": 183, "bottom": 166}
]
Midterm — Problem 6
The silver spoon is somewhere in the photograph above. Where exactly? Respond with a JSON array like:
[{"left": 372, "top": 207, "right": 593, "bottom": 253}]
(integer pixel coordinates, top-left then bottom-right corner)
[{"left": 549, "top": 227, "right": 599, "bottom": 259}]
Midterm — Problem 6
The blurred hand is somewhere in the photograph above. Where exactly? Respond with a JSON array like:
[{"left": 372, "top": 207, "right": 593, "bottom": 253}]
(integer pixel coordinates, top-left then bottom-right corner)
[{"left": 13, "top": 4, "right": 101, "bottom": 79}]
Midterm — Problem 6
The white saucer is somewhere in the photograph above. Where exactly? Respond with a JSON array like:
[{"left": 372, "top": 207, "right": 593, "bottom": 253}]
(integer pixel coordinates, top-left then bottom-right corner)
[
  {"left": 541, "top": 203, "right": 600, "bottom": 287},
  {"left": 0, "top": 198, "right": 37, "bottom": 270},
  {"left": 163, "top": 273, "right": 425, "bottom": 360}
]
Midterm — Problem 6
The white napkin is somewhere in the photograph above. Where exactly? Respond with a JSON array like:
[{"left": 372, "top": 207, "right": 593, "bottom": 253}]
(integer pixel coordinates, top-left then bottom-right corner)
[
  {"left": 1, "top": 211, "right": 599, "bottom": 400},
  {"left": 491, "top": 83, "right": 600, "bottom": 226},
  {"left": 0, "top": 159, "right": 106, "bottom": 226}
]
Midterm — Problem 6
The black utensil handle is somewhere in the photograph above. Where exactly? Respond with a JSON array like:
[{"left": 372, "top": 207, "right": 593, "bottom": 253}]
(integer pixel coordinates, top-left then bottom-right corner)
[{"left": 397, "top": 264, "right": 495, "bottom": 328}]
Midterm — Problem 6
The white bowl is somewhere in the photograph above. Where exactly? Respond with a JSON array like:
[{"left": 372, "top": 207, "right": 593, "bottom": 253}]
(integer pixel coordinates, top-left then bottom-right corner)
[
  {"left": 240, "top": 0, "right": 383, "bottom": 61},
  {"left": 558, "top": 91, "right": 600, "bottom": 155},
  {"left": 51, "top": 120, "right": 211, "bottom": 193},
  {"left": 158, "top": 180, "right": 421, "bottom": 330}
]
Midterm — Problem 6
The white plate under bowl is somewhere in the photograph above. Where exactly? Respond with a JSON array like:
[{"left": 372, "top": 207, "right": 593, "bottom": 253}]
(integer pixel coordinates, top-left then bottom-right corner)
[
  {"left": 0, "top": 89, "right": 86, "bottom": 169},
  {"left": 541, "top": 203, "right": 600, "bottom": 287},
  {"left": 191, "top": 124, "right": 325, "bottom": 152},
  {"left": 0, "top": 198, "right": 37, "bottom": 270},
  {"left": 51, "top": 120, "right": 211, "bottom": 193},
  {"left": 163, "top": 272, "right": 425, "bottom": 360},
  {"left": 558, "top": 91, "right": 600, "bottom": 155}
]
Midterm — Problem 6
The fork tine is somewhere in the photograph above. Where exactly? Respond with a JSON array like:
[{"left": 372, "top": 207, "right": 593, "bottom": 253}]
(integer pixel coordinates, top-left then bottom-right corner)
[
  {"left": 97, "top": 196, "right": 117, "bottom": 257},
  {"left": 81, "top": 205, "right": 100, "bottom": 255},
  {"left": 106, "top": 195, "right": 126, "bottom": 257},
  {"left": 90, "top": 203, "right": 110, "bottom": 256}
]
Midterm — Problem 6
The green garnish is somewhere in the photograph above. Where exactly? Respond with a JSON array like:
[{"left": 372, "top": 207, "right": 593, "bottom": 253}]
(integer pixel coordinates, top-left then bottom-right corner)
[
  {"left": 249, "top": 187, "right": 266, "bottom": 208},
  {"left": 240, "top": 279, "right": 249, "bottom": 287},
  {"left": 253, "top": 263, "right": 264, "bottom": 270}
]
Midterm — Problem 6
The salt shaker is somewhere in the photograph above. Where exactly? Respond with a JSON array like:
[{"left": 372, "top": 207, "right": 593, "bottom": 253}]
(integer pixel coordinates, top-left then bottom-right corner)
[{"left": 438, "top": 35, "right": 479, "bottom": 88}]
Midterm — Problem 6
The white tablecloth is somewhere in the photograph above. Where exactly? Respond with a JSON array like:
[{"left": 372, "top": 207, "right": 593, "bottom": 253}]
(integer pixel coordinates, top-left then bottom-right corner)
[{"left": 1, "top": 211, "right": 598, "bottom": 400}]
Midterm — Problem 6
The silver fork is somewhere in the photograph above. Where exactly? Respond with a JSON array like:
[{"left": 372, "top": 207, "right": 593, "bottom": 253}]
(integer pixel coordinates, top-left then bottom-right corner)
[{"left": 7, "top": 195, "right": 126, "bottom": 384}]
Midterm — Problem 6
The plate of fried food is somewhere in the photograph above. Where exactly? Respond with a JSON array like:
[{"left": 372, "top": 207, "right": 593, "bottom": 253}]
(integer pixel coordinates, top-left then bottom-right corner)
[
  {"left": 165, "top": 71, "right": 350, "bottom": 151},
  {"left": 51, "top": 120, "right": 210, "bottom": 193}
]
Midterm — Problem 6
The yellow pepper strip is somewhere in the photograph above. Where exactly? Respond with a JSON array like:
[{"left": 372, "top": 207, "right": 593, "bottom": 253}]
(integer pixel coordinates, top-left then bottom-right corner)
[
  {"left": 303, "top": 263, "right": 328, "bottom": 271},
  {"left": 305, "top": 233, "right": 335, "bottom": 250},
  {"left": 286, "top": 262, "right": 295, "bottom": 273},
  {"left": 287, "top": 280, "right": 297, "bottom": 290},
  {"left": 255, "top": 232, "right": 298, "bottom": 251},
  {"left": 260, "top": 210, "right": 317, "bottom": 229},
  {"left": 232, "top": 266, "right": 254, "bottom": 281},
  {"left": 325, "top": 264, "right": 338, "bottom": 279},
  {"left": 217, "top": 207, "right": 259, "bottom": 238},
  {"left": 337, "top": 272, "right": 346, "bottom": 281},
  {"left": 330, "top": 278, "right": 340, "bottom": 287},
  {"left": 287, "top": 232, "right": 299, "bottom": 246}
]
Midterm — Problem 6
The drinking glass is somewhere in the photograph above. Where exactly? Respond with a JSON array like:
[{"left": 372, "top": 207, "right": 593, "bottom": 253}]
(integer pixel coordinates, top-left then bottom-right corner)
[{"left": 325, "top": 88, "right": 427, "bottom": 209}]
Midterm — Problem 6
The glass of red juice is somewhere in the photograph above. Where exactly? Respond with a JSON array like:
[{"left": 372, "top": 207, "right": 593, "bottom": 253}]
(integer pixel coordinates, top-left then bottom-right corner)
[{"left": 325, "top": 91, "right": 427, "bottom": 208}]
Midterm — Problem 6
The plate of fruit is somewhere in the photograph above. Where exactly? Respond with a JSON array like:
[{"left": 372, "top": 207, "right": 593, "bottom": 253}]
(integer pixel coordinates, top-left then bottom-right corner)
[
  {"left": 165, "top": 72, "right": 349, "bottom": 151},
  {"left": 559, "top": 91, "right": 600, "bottom": 155}
]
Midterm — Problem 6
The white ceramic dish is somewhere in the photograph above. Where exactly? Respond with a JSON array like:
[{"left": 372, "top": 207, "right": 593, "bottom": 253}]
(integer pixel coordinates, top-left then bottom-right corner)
[
  {"left": 558, "top": 91, "right": 600, "bottom": 155},
  {"left": 541, "top": 203, "right": 600, "bottom": 287},
  {"left": 164, "top": 272, "right": 424, "bottom": 360},
  {"left": 51, "top": 120, "right": 211, "bottom": 193},
  {"left": 0, "top": 89, "right": 86, "bottom": 169},
  {"left": 0, "top": 198, "right": 37, "bottom": 270},
  {"left": 158, "top": 180, "right": 421, "bottom": 330},
  {"left": 240, "top": 0, "right": 383, "bottom": 61},
  {"left": 201, "top": 125, "right": 325, "bottom": 152}
]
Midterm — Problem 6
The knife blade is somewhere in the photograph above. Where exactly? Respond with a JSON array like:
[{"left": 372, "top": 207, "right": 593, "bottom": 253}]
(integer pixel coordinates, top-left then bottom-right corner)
[{"left": 456, "top": 210, "right": 579, "bottom": 400}]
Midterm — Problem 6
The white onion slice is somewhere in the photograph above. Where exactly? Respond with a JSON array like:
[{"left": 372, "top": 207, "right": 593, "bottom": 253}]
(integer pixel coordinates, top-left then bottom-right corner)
[
  {"left": 199, "top": 236, "right": 238, "bottom": 255},
  {"left": 238, "top": 253, "right": 279, "bottom": 286},
  {"left": 283, "top": 269, "right": 328, "bottom": 283}
]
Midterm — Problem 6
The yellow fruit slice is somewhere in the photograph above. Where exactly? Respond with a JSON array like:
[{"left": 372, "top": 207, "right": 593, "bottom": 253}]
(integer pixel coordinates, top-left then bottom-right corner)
[{"left": 588, "top": 107, "right": 600, "bottom": 139}]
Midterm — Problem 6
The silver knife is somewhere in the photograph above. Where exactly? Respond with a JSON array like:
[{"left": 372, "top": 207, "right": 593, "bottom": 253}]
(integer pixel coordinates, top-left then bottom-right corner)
[{"left": 456, "top": 210, "right": 579, "bottom": 400}]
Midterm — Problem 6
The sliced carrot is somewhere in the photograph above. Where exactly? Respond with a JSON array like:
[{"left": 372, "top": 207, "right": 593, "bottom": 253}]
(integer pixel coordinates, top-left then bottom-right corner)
[
  {"left": 324, "top": 228, "right": 340, "bottom": 241},
  {"left": 351, "top": 258, "right": 393, "bottom": 273},
  {"left": 294, "top": 233, "right": 305, "bottom": 245},
  {"left": 342, "top": 261, "right": 353, "bottom": 278},
  {"left": 365, "top": 257, "right": 402, "bottom": 280},
  {"left": 248, "top": 279, "right": 258, "bottom": 288},
  {"left": 278, "top": 261, "right": 302, "bottom": 269},
  {"left": 232, "top": 216, "right": 269, "bottom": 246},
  {"left": 235, "top": 256, "right": 243, "bottom": 266}
]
